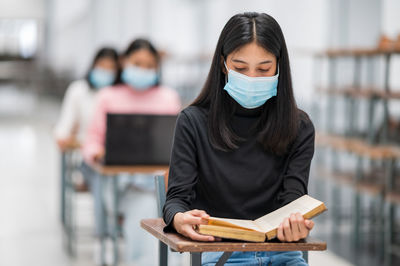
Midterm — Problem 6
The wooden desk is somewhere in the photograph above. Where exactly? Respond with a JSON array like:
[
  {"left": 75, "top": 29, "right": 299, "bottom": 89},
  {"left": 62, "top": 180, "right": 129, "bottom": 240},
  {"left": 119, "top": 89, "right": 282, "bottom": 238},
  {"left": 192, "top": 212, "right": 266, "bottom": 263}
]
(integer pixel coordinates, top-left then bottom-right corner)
[
  {"left": 91, "top": 163, "right": 169, "bottom": 266},
  {"left": 141, "top": 218, "right": 327, "bottom": 265},
  {"left": 92, "top": 164, "right": 169, "bottom": 176}
]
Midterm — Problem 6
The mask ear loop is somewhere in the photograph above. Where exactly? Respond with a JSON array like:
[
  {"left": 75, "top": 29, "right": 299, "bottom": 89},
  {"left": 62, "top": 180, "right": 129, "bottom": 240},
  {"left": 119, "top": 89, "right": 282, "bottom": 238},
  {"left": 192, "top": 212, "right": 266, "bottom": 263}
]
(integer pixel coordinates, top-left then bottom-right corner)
[
  {"left": 223, "top": 61, "right": 229, "bottom": 83},
  {"left": 276, "top": 62, "right": 280, "bottom": 76}
]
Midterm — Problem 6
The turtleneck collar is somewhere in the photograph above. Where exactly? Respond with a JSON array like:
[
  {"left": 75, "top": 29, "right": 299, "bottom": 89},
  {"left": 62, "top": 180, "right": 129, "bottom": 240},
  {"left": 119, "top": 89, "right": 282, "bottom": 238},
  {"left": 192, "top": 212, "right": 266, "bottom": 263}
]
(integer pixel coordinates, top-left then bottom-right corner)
[{"left": 232, "top": 98, "right": 263, "bottom": 117}]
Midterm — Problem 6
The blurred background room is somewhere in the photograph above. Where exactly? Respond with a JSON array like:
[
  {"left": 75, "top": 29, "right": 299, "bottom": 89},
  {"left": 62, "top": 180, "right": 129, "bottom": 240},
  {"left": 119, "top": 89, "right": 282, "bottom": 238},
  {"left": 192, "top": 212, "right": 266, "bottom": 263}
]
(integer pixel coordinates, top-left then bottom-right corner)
[{"left": 1, "top": 0, "right": 400, "bottom": 265}]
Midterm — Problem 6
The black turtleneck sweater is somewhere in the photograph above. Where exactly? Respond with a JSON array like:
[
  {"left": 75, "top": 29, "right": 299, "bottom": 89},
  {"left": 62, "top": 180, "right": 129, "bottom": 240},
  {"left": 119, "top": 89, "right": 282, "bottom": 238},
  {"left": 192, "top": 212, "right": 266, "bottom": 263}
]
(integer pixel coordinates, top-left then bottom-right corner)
[{"left": 163, "top": 104, "right": 315, "bottom": 230}]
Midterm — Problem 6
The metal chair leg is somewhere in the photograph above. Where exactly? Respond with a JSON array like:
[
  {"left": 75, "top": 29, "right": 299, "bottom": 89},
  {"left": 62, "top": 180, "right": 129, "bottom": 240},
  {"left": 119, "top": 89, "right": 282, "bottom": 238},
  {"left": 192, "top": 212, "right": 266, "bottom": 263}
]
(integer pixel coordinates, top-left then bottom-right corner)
[
  {"left": 384, "top": 203, "right": 394, "bottom": 266},
  {"left": 190, "top": 252, "right": 202, "bottom": 266},
  {"left": 61, "top": 152, "right": 67, "bottom": 227},
  {"left": 112, "top": 176, "right": 119, "bottom": 266},
  {"left": 216, "top": 252, "right": 232, "bottom": 266},
  {"left": 302, "top": 251, "right": 309, "bottom": 263},
  {"left": 159, "top": 241, "right": 168, "bottom": 266},
  {"left": 99, "top": 175, "right": 107, "bottom": 266}
]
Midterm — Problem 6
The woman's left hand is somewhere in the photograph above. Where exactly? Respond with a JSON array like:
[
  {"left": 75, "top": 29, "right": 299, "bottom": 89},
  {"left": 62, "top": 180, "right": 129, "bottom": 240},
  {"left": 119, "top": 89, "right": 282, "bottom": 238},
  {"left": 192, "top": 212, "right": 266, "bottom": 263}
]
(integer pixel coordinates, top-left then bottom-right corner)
[{"left": 277, "top": 212, "right": 314, "bottom": 242}]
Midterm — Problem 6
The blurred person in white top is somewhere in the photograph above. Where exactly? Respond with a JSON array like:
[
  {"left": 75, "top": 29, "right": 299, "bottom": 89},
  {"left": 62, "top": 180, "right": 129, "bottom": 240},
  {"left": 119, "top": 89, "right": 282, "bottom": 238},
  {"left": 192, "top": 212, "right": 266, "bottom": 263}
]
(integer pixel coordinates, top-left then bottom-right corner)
[{"left": 54, "top": 47, "right": 120, "bottom": 149}]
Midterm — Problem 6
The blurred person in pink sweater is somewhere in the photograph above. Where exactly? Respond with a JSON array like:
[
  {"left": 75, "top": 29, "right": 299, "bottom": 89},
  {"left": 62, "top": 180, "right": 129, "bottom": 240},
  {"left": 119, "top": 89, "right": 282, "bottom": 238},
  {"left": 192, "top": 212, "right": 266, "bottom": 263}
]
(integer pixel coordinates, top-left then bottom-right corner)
[
  {"left": 83, "top": 40, "right": 180, "bottom": 162},
  {"left": 82, "top": 39, "right": 181, "bottom": 265}
]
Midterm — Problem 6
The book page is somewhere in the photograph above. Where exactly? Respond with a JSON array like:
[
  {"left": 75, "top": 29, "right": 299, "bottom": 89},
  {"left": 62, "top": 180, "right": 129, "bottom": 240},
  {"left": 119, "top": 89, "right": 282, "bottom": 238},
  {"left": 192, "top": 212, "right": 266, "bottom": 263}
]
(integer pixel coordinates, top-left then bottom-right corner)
[
  {"left": 208, "top": 217, "right": 263, "bottom": 232},
  {"left": 254, "top": 195, "right": 324, "bottom": 232}
]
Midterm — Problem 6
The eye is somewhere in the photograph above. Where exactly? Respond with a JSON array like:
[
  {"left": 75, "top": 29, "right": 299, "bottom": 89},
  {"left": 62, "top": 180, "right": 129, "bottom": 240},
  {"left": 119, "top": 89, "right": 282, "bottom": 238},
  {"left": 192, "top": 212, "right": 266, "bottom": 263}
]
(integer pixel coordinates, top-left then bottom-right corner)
[
  {"left": 258, "top": 69, "right": 270, "bottom": 73},
  {"left": 234, "top": 67, "right": 246, "bottom": 71}
]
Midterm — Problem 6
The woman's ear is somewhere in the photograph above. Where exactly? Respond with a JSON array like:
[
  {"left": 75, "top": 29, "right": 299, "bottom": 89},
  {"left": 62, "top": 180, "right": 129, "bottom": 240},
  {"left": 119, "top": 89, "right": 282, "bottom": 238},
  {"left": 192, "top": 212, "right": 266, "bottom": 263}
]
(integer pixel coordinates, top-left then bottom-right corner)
[{"left": 220, "top": 56, "right": 227, "bottom": 75}]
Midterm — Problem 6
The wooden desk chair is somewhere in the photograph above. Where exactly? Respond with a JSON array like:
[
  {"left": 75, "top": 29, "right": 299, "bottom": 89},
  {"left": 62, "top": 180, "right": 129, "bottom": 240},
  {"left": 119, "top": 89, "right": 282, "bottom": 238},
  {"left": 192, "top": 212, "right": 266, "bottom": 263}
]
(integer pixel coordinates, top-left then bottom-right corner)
[
  {"left": 149, "top": 175, "right": 327, "bottom": 266},
  {"left": 91, "top": 164, "right": 169, "bottom": 266}
]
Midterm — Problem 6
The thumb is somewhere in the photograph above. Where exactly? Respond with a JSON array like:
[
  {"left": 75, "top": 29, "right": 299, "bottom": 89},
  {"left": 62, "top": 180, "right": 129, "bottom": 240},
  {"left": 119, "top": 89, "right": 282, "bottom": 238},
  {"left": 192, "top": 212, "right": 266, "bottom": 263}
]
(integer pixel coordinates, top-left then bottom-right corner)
[{"left": 305, "top": 220, "right": 314, "bottom": 230}]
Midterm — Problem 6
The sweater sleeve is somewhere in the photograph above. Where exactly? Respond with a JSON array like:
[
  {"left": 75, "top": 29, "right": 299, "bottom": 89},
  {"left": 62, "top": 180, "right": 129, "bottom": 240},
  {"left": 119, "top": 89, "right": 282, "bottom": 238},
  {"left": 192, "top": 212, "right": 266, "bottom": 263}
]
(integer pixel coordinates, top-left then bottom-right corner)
[
  {"left": 54, "top": 82, "right": 80, "bottom": 139},
  {"left": 163, "top": 110, "right": 198, "bottom": 231},
  {"left": 82, "top": 92, "right": 107, "bottom": 163},
  {"left": 277, "top": 116, "right": 315, "bottom": 206}
]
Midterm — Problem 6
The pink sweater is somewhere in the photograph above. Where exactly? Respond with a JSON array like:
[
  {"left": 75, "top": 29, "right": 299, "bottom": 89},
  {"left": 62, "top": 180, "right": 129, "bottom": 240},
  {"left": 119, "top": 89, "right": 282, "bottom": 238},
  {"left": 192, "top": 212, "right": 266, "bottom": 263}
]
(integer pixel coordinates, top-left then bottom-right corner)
[{"left": 82, "top": 84, "right": 181, "bottom": 163}]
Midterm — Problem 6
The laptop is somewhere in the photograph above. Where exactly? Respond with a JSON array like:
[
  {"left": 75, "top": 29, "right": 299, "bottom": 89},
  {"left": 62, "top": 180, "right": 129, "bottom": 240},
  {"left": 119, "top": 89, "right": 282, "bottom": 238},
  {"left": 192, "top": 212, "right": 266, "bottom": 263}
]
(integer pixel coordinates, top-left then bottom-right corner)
[{"left": 104, "top": 113, "right": 178, "bottom": 165}]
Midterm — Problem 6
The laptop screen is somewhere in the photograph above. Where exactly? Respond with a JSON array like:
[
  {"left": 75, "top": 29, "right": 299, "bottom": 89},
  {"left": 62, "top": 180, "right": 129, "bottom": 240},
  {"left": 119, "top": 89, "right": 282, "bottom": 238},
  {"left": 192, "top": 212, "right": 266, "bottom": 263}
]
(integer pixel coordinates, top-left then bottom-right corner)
[{"left": 104, "top": 113, "right": 178, "bottom": 165}]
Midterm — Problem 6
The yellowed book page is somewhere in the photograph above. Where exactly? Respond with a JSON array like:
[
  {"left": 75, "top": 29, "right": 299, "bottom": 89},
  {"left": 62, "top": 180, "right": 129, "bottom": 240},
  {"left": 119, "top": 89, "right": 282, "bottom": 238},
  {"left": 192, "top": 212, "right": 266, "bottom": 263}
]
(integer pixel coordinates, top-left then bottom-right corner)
[
  {"left": 197, "top": 225, "right": 266, "bottom": 242},
  {"left": 208, "top": 217, "right": 263, "bottom": 232},
  {"left": 254, "top": 195, "right": 324, "bottom": 232}
]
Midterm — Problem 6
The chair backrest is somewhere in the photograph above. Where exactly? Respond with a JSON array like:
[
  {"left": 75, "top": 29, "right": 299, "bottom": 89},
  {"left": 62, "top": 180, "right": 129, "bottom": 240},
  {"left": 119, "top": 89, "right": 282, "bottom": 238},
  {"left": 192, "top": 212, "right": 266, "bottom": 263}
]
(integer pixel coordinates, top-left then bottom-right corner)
[{"left": 155, "top": 174, "right": 168, "bottom": 218}]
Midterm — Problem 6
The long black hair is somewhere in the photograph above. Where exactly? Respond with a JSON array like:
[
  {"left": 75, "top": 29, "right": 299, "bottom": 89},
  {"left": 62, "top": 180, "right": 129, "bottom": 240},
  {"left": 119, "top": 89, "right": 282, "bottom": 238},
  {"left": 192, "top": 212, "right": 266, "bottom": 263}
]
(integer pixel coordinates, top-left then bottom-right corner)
[
  {"left": 122, "top": 38, "right": 161, "bottom": 86},
  {"left": 85, "top": 47, "right": 120, "bottom": 89},
  {"left": 192, "top": 12, "right": 302, "bottom": 156}
]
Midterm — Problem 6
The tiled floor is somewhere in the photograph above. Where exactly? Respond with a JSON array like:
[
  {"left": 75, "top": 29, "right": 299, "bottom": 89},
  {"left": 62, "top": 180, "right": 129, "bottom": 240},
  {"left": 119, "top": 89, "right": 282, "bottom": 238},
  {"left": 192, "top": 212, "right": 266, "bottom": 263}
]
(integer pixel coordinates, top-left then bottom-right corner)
[{"left": 0, "top": 88, "right": 354, "bottom": 265}]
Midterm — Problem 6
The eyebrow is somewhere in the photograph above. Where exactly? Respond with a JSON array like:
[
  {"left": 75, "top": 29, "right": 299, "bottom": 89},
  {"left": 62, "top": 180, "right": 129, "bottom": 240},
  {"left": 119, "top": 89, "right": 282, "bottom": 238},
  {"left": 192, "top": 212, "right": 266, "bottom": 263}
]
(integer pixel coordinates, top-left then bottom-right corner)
[{"left": 231, "top": 58, "right": 273, "bottom": 65}]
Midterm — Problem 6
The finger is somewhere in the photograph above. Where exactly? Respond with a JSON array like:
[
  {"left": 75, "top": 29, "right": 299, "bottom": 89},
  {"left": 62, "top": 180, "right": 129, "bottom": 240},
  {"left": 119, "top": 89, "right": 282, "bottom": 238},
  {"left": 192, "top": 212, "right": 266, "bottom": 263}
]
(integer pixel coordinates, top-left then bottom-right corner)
[
  {"left": 289, "top": 213, "right": 300, "bottom": 241},
  {"left": 182, "top": 215, "right": 207, "bottom": 225},
  {"left": 305, "top": 220, "right": 314, "bottom": 230},
  {"left": 190, "top": 209, "right": 210, "bottom": 219},
  {"left": 277, "top": 223, "right": 285, "bottom": 241},
  {"left": 296, "top": 213, "right": 308, "bottom": 239},
  {"left": 283, "top": 217, "right": 293, "bottom": 242},
  {"left": 185, "top": 227, "right": 215, "bottom": 242}
]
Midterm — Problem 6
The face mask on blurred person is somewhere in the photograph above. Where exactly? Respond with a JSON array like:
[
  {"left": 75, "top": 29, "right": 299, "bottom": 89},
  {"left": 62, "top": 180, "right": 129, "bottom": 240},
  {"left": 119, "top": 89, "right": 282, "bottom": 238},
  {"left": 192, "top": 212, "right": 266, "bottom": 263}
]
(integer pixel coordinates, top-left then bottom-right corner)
[
  {"left": 121, "top": 65, "right": 158, "bottom": 90},
  {"left": 223, "top": 61, "right": 278, "bottom": 109},
  {"left": 89, "top": 68, "right": 116, "bottom": 89}
]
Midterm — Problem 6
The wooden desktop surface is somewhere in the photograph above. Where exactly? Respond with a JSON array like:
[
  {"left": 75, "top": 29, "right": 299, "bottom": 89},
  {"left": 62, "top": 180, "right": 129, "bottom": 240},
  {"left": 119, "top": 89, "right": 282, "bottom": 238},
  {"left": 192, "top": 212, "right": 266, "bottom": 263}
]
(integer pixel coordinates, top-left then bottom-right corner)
[
  {"left": 91, "top": 163, "right": 169, "bottom": 176},
  {"left": 140, "top": 218, "right": 327, "bottom": 253},
  {"left": 61, "top": 139, "right": 81, "bottom": 151}
]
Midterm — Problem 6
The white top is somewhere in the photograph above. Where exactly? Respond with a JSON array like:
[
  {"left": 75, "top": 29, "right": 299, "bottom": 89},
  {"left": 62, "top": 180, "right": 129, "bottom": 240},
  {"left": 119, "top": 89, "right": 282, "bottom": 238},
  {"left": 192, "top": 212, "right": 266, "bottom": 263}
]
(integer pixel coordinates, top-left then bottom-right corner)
[{"left": 54, "top": 79, "right": 97, "bottom": 143}]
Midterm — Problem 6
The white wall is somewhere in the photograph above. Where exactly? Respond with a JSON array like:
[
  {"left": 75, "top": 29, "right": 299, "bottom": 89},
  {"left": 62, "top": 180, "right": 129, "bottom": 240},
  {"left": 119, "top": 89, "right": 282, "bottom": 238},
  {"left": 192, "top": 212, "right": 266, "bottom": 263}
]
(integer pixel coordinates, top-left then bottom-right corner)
[
  {"left": 381, "top": 0, "right": 400, "bottom": 116},
  {"left": 382, "top": 0, "right": 400, "bottom": 89},
  {"left": 347, "top": 0, "right": 381, "bottom": 47},
  {"left": 5, "top": 0, "right": 397, "bottom": 110},
  {"left": 0, "top": 0, "right": 45, "bottom": 57},
  {"left": 382, "top": 0, "right": 400, "bottom": 38},
  {"left": 0, "top": 0, "right": 44, "bottom": 19}
]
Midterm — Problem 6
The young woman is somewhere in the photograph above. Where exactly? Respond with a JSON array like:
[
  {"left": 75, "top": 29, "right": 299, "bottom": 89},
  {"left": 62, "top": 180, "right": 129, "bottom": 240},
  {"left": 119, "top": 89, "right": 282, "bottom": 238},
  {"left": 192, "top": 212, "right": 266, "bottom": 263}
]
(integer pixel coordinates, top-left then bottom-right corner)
[
  {"left": 82, "top": 38, "right": 181, "bottom": 265},
  {"left": 163, "top": 12, "right": 315, "bottom": 265},
  {"left": 83, "top": 39, "right": 180, "bottom": 162},
  {"left": 54, "top": 47, "right": 119, "bottom": 149}
]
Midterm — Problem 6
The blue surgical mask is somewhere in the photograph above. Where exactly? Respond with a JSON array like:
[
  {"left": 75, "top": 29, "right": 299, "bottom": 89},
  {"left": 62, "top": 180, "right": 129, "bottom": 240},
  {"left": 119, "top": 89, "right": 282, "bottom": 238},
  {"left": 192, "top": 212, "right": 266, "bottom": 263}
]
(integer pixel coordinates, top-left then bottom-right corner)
[
  {"left": 89, "top": 68, "right": 116, "bottom": 89},
  {"left": 121, "top": 65, "right": 158, "bottom": 90},
  {"left": 223, "top": 62, "right": 279, "bottom": 109}
]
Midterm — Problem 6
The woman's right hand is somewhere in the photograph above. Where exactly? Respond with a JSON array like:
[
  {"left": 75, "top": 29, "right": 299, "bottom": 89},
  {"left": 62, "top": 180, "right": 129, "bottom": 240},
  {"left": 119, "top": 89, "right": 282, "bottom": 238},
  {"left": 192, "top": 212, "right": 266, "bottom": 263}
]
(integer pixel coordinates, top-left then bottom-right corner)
[
  {"left": 57, "top": 138, "right": 75, "bottom": 151},
  {"left": 56, "top": 136, "right": 80, "bottom": 151},
  {"left": 173, "top": 209, "right": 216, "bottom": 241},
  {"left": 93, "top": 149, "right": 105, "bottom": 162},
  {"left": 57, "top": 139, "right": 69, "bottom": 151}
]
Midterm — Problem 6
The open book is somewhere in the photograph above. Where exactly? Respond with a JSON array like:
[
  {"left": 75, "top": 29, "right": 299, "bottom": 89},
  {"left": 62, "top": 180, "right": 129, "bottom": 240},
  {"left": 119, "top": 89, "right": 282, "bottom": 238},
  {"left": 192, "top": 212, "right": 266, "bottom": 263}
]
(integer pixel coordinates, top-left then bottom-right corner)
[{"left": 195, "top": 195, "right": 327, "bottom": 242}]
